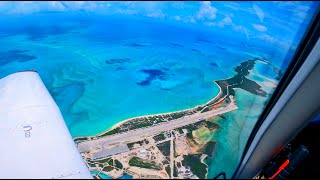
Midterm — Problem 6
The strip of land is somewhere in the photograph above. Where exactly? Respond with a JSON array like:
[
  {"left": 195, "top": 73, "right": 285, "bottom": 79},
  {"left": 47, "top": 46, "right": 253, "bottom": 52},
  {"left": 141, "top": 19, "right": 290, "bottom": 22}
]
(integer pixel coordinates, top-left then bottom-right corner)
[
  {"left": 75, "top": 58, "right": 280, "bottom": 179},
  {"left": 77, "top": 98, "right": 237, "bottom": 153}
]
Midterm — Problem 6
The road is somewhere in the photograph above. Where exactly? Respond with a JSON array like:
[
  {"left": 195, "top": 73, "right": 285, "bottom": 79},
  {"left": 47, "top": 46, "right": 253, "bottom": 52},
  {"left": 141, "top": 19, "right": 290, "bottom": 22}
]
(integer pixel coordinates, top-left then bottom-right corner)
[{"left": 77, "top": 100, "right": 238, "bottom": 153}]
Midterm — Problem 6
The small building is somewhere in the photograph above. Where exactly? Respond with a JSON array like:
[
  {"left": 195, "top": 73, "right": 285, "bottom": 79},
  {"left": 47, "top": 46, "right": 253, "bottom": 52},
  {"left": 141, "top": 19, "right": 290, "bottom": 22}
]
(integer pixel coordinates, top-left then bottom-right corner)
[
  {"left": 176, "top": 155, "right": 184, "bottom": 162},
  {"left": 178, "top": 166, "right": 193, "bottom": 178},
  {"left": 138, "top": 149, "right": 147, "bottom": 159},
  {"left": 164, "top": 131, "right": 172, "bottom": 138}
]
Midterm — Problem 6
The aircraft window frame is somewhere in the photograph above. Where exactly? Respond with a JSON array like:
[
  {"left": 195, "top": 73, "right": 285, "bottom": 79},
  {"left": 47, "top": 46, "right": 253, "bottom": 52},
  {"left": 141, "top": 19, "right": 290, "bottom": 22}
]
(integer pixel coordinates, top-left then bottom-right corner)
[{"left": 232, "top": 6, "right": 320, "bottom": 179}]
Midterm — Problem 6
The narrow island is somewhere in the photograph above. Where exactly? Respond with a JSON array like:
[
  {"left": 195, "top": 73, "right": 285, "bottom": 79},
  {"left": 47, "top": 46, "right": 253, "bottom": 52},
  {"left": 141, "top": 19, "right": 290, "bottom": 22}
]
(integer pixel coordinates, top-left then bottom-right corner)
[{"left": 74, "top": 58, "right": 280, "bottom": 179}]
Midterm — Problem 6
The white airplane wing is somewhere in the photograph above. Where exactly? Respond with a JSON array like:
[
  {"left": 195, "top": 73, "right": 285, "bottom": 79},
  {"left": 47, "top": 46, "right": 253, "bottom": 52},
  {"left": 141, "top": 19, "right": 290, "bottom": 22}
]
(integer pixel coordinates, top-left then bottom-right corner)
[{"left": 0, "top": 71, "right": 92, "bottom": 179}]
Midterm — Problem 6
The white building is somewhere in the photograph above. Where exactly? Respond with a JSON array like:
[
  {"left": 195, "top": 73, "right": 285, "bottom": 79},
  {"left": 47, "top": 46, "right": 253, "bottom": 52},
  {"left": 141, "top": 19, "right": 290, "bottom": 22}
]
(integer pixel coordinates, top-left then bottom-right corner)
[
  {"left": 138, "top": 149, "right": 147, "bottom": 159},
  {"left": 178, "top": 166, "right": 193, "bottom": 178}
]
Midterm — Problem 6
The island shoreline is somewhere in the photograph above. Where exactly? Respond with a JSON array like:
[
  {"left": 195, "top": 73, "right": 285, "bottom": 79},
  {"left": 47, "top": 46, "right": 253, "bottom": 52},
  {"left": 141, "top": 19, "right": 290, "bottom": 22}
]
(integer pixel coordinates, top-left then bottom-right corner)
[{"left": 73, "top": 80, "right": 223, "bottom": 139}]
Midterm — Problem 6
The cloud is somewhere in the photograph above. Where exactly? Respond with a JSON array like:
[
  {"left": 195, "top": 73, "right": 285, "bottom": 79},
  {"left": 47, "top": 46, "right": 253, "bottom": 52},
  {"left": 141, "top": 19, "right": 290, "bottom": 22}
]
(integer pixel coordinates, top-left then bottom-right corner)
[
  {"left": 232, "top": 24, "right": 249, "bottom": 40},
  {"left": 292, "top": 4, "right": 311, "bottom": 23},
  {"left": 183, "top": 16, "right": 196, "bottom": 24},
  {"left": 146, "top": 10, "right": 166, "bottom": 19},
  {"left": 273, "top": 2, "right": 313, "bottom": 23},
  {"left": 203, "top": 14, "right": 232, "bottom": 28},
  {"left": 223, "top": 2, "right": 240, "bottom": 10},
  {"left": 117, "top": 9, "right": 137, "bottom": 15},
  {"left": 258, "top": 34, "right": 276, "bottom": 43},
  {"left": 217, "top": 15, "right": 232, "bottom": 27},
  {"left": 258, "top": 34, "right": 293, "bottom": 51},
  {"left": 243, "top": 27, "right": 249, "bottom": 40},
  {"left": 204, "top": 22, "right": 216, "bottom": 26},
  {"left": 253, "top": 24, "right": 267, "bottom": 32},
  {"left": 0, "top": 1, "right": 115, "bottom": 15},
  {"left": 173, "top": 16, "right": 181, "bottom": 21},
  {"left": 196, "top": 1, "right": 218, "bottom": 20},
  {"left": 4, "top": 1, "right": 66, "bottom": 14},
  {"left": 252, "top": 4, "right": 265, "bottom": 23}
]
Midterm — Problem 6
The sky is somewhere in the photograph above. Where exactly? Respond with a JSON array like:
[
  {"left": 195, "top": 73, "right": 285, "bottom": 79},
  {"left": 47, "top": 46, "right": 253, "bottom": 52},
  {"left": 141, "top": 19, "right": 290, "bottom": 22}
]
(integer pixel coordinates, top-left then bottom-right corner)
[{"left": 0, "top": 1, "right": 318, "bottom": 52}]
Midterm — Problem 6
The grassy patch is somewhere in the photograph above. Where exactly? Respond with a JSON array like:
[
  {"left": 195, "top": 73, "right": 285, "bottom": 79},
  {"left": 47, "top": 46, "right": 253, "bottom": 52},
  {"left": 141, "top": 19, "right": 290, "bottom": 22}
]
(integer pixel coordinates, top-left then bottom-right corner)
[
  {"left": 127, "top": 140, "right": 145, "bottom": 150},
  {"left": 100, "top": 128, "right": 121, "bottom": 137},
  {"left": 129, "top": 157, "right": 162, "bottom": 170},
  {"left": 74, "top": 137, "right": 89, "bottom": 142},
  {"left": 103, "top": 166, "right": 114, "bottom": 172},
  {"left": 156, "top": 141, "right": 171, "bottom": 156},
  {"left": 204, "top": 141, "right": 217, "bottom": 158},
  {"left": 205, "top": 121, "right": 220, "bottom": 130},
  {"left": 165, "top": 165, "right": 171, "bottom": 177},
  {"left": 153, "top": 133, "right": 165, "bottom": 142},
  {"left": 134, "top": 121, "right": 153, "bottom": 129},
  {"left": 108, "top": 159, "right": 114, "bottom": 166},
  {"left": 186, "top": 132, "right": 193, "bottom": 139},
  {"left": 182, "top": 154, "right": 207, "bottom": 179},
  {"left": 114, "top": 159, "right": 123, "bottom": 169}
]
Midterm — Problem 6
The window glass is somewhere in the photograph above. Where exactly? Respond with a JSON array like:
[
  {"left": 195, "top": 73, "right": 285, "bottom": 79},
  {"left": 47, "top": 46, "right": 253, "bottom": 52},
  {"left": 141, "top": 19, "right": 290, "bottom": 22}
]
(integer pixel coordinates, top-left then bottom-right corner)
[{"left": 0, "top": 1, "right": 318, "bottom": 179}]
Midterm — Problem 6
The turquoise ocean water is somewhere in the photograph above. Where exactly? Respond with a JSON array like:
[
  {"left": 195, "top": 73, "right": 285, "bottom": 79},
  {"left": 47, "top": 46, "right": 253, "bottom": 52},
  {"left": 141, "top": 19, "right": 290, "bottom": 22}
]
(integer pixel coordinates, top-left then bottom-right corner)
[
  {"left": 206, "top": 86, "right": 274, "bottom": 178},
  {"left": 0, "top": 14, "right": 277, "bottom": 137},
  {"left": 0, "top": 14, "right": 289, "bottom": 178}
]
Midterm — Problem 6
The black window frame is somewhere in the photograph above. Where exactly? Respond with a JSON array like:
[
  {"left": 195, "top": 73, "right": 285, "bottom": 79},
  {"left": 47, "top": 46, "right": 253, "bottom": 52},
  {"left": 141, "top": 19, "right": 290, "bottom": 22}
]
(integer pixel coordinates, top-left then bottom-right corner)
[{"left": 232, "top": 5, "right": 320, "bottom": 179}]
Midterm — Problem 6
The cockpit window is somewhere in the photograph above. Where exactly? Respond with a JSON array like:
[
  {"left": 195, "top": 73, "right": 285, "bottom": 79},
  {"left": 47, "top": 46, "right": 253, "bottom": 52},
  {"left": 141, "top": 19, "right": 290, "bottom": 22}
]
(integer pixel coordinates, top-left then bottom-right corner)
[{"left": 0, "top": 1, "right": 318, "bottom": 179}]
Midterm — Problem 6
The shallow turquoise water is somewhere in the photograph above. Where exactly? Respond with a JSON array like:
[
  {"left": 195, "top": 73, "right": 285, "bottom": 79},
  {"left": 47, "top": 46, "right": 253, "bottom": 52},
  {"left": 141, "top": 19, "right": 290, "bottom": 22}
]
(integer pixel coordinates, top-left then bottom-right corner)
[
  {"left": 118, "top": 174, "right": 133, "bottom": 179},
  {"left": 0, "top": 15, "right": 272, "bottom": 137},
  {"left": 99, "top": 173, "right": 111, "bottom": 179},
  {"left": 89, "top": 170, "right": 132, "bottom": 179},
  {"left": 0, "top": 13, "right": 288, "bottom": 179},
  {"left": 206, "top": 64, "right": 276, "bottom": 178},
  {"left": 206, "top": 88, "right": 269, "bottom": 178}
]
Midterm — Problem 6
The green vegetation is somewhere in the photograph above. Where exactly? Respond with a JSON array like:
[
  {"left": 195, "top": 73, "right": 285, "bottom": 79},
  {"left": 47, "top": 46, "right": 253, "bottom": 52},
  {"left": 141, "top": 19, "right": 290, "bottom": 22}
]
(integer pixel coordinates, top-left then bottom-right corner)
[
  {"left": 182, "top": 155, "right": 207, "bottom": 179},
  {"left": 127, "top": 143, "right": 134, "bottom": 149},
  {"left": 165, "top": 165, "right": 171, "bottom": 177},
  {"left": 108, "top": 159, "right": 114, "bottom": 166},
  {"left": 173, "top": 163, "right": 177, "bottom": 177},
  {"left": 177, "top": 162, "right": 181, "bottom": 168},
  {"left": 74, "top": 137, "right": 88, "bottom": 142},
  {"left": 162, "top": 159, "right": 170, "bottom": 165},
  {"left": 153, "top": 133, "right": 165, "bottom": 142},
  {"left": 114, "top": 159, "right": 123, "bottom": 169},
  {"left": 88, "top": 162, "right": 96, "bottom": 168},
  {"left": 205, "top": 121, "right": 220, "bottom": 130},
  {"left": 100, "top": 128, "right": 121, "bottom": 137},
  {"left": 129, "top": 157, "right": 162, "bottom": 170},
  {"left": 186, "top": 132, "right": 193, "bottom": 139},
  {"left": 103, "top": 166, "right": 114, "bottom": 172},
  {"left": 196, "top": 106, "right": 203, "bottom": 111},
  {"left": 127, "top": 140, "right": 144, "bottom": 149},
  {"left": 171, "top": 112, "right": 185, "bottom": 119},
  {"left": 178, "top": 128, "right": 184, "bottom": 134},
  {"left": 134, "top": 121, "right": 153, "bottom": 129},
  {"left": 204, "top": 141, "right": 217, "bottom": 158},
  {"left": 156, "top": 141, "right": 170, "bottom": 156},
  {"left": 183, "top": 121, "right": 205, "bottom": 132}
]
